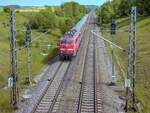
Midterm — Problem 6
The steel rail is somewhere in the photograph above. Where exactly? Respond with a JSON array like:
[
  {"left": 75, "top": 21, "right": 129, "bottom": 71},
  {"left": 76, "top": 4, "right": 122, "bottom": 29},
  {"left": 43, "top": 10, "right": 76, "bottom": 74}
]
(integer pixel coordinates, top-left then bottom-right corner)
[
  {"left": 47, "top": 62, "right": 71, "bottom": 113},
  {"left": 31, "top": 62, "right": 63, "bottom": 113}
]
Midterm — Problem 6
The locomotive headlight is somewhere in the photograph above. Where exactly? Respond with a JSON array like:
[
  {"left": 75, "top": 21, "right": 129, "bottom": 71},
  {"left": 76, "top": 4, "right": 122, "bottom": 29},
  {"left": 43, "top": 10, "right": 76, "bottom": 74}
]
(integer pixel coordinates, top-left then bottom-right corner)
[
  {"left": 67, "top": 49, "right": 74, "bottom": 51},
  {"left": 60, "top": 48, "right": 65, "bottom": 51}
]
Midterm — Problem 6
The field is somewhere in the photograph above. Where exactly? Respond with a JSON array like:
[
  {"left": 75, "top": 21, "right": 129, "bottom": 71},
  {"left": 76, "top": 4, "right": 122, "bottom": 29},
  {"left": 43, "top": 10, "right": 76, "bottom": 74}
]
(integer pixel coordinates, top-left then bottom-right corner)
[
  {"left": 102, "top": 16, "right": 150, "bottom": 113},
  {"left": 0, "top": 11, "right": 61, "bottom": 113}
]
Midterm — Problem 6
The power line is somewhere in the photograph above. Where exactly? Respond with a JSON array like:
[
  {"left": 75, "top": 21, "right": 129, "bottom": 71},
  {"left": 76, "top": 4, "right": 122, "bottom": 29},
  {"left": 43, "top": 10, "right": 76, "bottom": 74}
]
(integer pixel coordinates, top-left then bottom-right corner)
[
  {"left": 18, "top": 29, "right": 51, "bottom": 51},
  {"left": 91, "top": 31, "right": 126, "bottom": 51}
]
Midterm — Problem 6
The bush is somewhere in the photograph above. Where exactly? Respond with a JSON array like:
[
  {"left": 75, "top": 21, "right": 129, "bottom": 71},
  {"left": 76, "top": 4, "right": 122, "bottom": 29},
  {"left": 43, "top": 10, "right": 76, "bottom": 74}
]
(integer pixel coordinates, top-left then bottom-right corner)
[
  {"left": 3, "top": 6, "right": 10, "bottom": 13},
  {"left": 16, "top": 32, "right": 25, "bottom": 46}
]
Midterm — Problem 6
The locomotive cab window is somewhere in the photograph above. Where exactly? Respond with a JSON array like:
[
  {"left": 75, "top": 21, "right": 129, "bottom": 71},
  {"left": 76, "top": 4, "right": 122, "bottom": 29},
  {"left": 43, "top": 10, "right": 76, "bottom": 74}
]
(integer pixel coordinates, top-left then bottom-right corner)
[
  {"left": 61, "top": 40, "right": 73, "bottom": 45},
  {"left": 64, "top": 34, "right": 73, "bottom": 38}
]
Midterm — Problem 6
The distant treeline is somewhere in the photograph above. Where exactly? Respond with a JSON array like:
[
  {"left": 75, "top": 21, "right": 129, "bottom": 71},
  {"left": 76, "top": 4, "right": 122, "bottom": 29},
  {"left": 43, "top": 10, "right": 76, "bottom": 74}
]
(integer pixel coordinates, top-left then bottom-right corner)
[
  {"left": 97, "top": 0, "right": 150, "bottom": 23},
  {"left": 3, "top": 2, "right": 88, "bottom": 33},
  {"left": 28, "top": 2, "right": 89, "bottom": 33}
]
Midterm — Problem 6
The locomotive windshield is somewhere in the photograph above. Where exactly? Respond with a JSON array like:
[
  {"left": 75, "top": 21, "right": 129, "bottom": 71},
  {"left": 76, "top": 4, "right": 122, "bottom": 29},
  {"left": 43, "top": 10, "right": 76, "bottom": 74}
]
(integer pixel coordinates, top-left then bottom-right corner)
[
  {"left": 61, "top": 40, "right": 73, "bottom": 45},
  {"left": 64, "top": 34, "right": 73, "bottom": 38},
  {"left": 64, "top": 29, "right": 77, "bottom": 38}
]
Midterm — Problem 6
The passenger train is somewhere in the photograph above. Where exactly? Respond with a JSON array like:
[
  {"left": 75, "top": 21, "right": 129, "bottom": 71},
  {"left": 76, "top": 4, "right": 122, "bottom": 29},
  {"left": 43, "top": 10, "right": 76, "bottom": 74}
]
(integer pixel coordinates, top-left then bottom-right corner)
[{"left": 59, "top": 14, "right": 89, "bottom": 60}]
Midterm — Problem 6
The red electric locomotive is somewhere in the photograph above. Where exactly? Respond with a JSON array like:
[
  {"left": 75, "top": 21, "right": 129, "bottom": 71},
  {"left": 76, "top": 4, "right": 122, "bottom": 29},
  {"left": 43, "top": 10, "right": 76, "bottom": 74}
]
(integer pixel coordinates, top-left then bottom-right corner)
[{"left": 59, "top": 14, "right": 89, "bottom": 60}]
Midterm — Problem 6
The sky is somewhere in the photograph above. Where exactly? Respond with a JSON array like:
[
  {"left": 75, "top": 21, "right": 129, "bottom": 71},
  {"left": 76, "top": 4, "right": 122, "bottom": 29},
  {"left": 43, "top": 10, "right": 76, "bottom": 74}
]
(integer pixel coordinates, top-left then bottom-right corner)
[{"left": 0, "top": 0, "right": 106, "bottom": 6}]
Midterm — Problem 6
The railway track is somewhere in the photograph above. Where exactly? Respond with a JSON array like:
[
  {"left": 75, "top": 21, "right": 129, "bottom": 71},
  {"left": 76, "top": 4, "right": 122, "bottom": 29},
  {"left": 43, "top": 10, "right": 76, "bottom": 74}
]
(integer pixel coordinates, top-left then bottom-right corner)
[
  {"left": 77, "top": 24, "right": 96, "bottom": 113},
  {"left": 94, "top": 26, "right": 104, "bottom": 113},
  {"left": 77, "top": 23, "right": 103, "bottom": 113},
  {"left": 30, "top": 14, "right": 94, "bottom": 113},
  {"left": 29, "top": 13, "right": 104, "bottom": 113},
  {"left": 31, "top": 62, "right": 70, "bottom": 113}
]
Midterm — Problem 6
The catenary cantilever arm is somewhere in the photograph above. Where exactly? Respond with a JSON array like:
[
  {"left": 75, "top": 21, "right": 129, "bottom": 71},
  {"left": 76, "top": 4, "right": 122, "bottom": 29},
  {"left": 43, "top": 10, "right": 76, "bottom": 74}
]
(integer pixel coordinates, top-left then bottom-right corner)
[{"left": 91, "top": 30, "right": 127, "bottom": 52}]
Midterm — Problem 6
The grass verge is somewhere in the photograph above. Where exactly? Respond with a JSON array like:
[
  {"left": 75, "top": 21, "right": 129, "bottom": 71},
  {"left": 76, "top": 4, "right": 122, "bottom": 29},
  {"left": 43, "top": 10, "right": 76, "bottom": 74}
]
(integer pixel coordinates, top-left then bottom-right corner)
[
  {"left": 0, "top": 12, "right": 61, "bottom": 113},
  {"left": 102, "top": 16, "right": 150, "bottom": 113}
]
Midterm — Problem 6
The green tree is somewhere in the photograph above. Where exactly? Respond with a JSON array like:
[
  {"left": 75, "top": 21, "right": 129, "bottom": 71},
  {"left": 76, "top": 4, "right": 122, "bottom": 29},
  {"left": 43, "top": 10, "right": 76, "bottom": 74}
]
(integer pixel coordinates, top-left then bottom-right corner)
[
  {"left": 137, "top": 0, "right": 150, "bottom": 15},
  {"left": 101, "top": 2, "right": 115, "bottom": 22},
  {"left": 59, "top": 17, "right": 74, "bottom": 33},
  {"left": 61, "top": 2, "right": 73, "bottom": 17},
  {"left": 55, "top": 8, "right": 64, "bottom": 16},
  {"left": 72, "top": 2, "right": 80, "bottom": 17},
  {"left": 3, "top": 6, "right": 10, "bottom": 13},
  {"left": 97, "top": 0, "right": 150, "bottom": 21},
  {"left": 117, "top": 0, "right": 131, "bottom": 17}
]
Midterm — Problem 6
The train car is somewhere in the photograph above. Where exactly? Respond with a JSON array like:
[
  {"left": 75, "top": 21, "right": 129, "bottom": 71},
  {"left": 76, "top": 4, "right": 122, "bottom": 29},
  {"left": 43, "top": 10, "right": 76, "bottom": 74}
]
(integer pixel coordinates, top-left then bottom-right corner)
[{"left": 59, "top": 14, "right": 89, "bottom": 60}]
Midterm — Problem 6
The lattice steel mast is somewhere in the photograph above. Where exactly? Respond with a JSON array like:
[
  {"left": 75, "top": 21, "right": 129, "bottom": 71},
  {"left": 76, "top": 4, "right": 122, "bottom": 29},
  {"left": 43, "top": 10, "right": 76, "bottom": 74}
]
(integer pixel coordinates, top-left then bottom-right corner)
[{"left": 9, "top": 9, "right": 19, "bottom": 109}]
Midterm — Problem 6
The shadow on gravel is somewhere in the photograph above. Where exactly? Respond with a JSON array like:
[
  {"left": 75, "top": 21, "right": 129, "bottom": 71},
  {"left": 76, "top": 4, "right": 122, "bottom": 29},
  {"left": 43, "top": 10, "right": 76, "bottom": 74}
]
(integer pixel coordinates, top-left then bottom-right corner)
[{"left": 42, "top": 48, "right": 59, "bottom": 65}]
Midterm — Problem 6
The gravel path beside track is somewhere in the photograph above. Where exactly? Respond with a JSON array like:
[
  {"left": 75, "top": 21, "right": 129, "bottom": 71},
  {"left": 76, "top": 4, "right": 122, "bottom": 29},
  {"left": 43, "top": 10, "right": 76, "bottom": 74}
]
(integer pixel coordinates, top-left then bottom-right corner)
[{"left": 95, "top": 26, "right": 125, "bottom": 113}]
